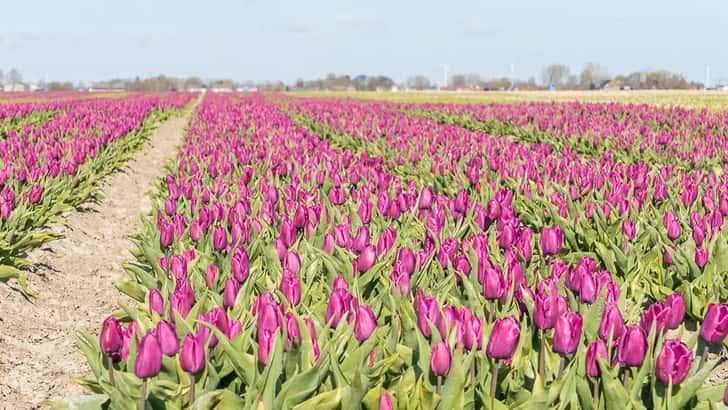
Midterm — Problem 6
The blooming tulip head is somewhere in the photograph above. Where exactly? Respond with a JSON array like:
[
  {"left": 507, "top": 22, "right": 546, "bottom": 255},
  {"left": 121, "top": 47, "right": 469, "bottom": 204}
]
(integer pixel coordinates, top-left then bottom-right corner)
[
  {"left": 149, "top": 289, "right": 165, "bottom": 316},
  {"left": 534, "top": 291, "right": 560, "bottom": 330},
  {"left": 664, "top": 293, "right": 685, "bottom": 329},
  {"left": 599, "top": 304, "right": 625, "bottom": 343},
  {"left": 622, "top": 219, "right": 636, "bottom": 240},
  {"left": 135, "top": 333, "right": 162, "bottom": 379},
  {"left": 553, "top": 311, "right": 582, "bottom": 355},
  {"left": 180, "top": 333, "right": 205, "bottom": 374},
  {"left": 100, "top": 316, "right": 123, "bottom": 357},
  {"left": 640, "top": 302, "right": 670, "bottom": 335},
  {"left": 154, "top": 320, "right": 179, "bottom": 356},
  {"left": 617, "top": 325, "right": 647, "bottom": 367},
  {"left": 585, "top": 340, "right": 608, "bottom": 377},
  {"left": 430, "top": 340, "right": 451, "bottom": 375},
  {"left": 223, "top": 278, "right": 240, "bottom": 308},
  {"left": 695, "top": 247, "right": 709, "bottom": 269},
  {"left": 354, "top": 304, "right": 377, "bottom": 342},
  {"left": 655, "top": 339, "right": 693, "bottom": 385},
  {"left": 356, "top": 245, "right": 377, "bottom": 273},
  {"left": 280, "top": 269, "right": 301, "bottom": 306},
  {"left": 539, "top": 225, "right": 563, "bottom": 255},
  {"left": 486, "top": 316, "right": 521, "bottom": 360},
  {"left": 700, "top": 303, "right": 728, "bottom": 345}
]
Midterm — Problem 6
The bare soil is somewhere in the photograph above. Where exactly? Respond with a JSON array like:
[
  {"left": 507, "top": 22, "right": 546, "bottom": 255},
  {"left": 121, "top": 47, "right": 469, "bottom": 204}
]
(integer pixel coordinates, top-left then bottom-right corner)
[{"left": 0, "top": 111, "right": 191, "bottom": 409}]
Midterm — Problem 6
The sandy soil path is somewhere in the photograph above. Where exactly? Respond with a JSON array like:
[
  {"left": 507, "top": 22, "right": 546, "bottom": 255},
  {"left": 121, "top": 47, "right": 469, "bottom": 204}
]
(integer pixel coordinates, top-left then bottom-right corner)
[{"left": 0, "top": 108, "right": 192, "bottom": 409}]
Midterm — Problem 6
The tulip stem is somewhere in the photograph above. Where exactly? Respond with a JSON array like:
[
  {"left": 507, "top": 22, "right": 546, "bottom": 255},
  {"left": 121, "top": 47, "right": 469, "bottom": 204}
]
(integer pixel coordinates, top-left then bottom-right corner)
[
  {"left": 189, "top": 375, "right": 196, "bottom": 405},
  {"left": 539, "top": 329, "right": 546, "bottom": 384},
  {"left": 491, "top": 360, "right": 500, "bottom": 410},
  {"left": 470, "top": 359, "right": 476, "bottom": 386},
  {"left": 623, "top": 367, "right": 630, "bottom": 390},
  {"left": 665, "top": 378, "right": 672, "bottom": 410},
  {"left": 106, "top": 356, "right": 115, "bottom": 386},
  {"left": 592, "top": 378, "right": 599, "bottom": 410},
  {"left": 138, "top": 378, "right": 147, "bottom": 410},
  {"left": 558, "top": 356, "right": 565, "bottom": 379},
  {"left": 699, "top": 344, "right": 709, "bottom": 370},
  {"left": 488, "top": 301, "right": 495, "bottom": 325},
  {"left": 436, "top": 375, "right": 442, "bottom": 395}
]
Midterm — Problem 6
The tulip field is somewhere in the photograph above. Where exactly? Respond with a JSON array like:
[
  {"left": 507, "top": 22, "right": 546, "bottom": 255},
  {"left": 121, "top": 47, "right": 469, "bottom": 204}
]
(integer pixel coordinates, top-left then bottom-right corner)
[{"left": 34, "top": 90, "right": 722, "bottom": 410}]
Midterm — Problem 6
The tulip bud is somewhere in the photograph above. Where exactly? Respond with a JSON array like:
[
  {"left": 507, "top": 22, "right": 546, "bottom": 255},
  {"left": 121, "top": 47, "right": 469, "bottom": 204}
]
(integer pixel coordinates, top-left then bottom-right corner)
[
  {"left": 585, "top": 340, "right": 608, "bottom": 377},
  {"left": 149, "top": 288, "right": 165, "bottom": 317},
  {"left": 415, "top": 292, "right": 443, "bottom": 337},
  {"left": 430, "top": 340, "right": 452, "bottom": 375},
  {"left": 553, "top": 312, "right": 582, "bottom": 355},
  {"left": 223, "top": 278, "right": 240, "bottom": 308},
  {"left": 539, "top": 225, "right": 563, "bottom": 255},
  {"left": 534, "top": 291, "right": 560, "bottom": 330},
  {"left": 155, "top": 320, "right": 179, "bottom": 356},
  {"left": 280, "top": 269, "right": 301, "bottom": 306},
  {"left": 640, "top": 302, "right": 670, "bottom": 335},
  {"left": 419, "top": 186, "right": 434, "bottom": 210},
  {"left": 356, "top": 245, "right": 377, "bottom": 273},
  {"left": 206, "top": 264, "right": 218, "bottom": 289},
  {"left": 664, "top": 293, "right": 685, "bottom": 329},
  {"left": 599, "top": 304, "right": 625, "bottom": 343},
  {"left": 323, "top": 233, "right": 335, "bottom": 253},
  {"left": 303, "top": 318, "right": 320, "bottom": 362},
  {"left": 212, "top": 226, "right": 228, "bottom": 251},
  {"left": 226, "top": 320, "right": 242, "bottom": 339},
  {"left": 231, "top": 247, "right": 250, "bottom": 282},
  {"left": 284, "top": 250, "right": 301, "bottom": 274},
  {"left": 285, "top": 313, "right": 301, "bottom": 350},
  {"left": 354, "top": 305, "right": 378, "bottom": 342},
  {"left": 622, "top": 219, "right": 636, "bottom": 240},
  {"left": 480, "top": 266, "right": 505, "bottom": 300},
  {"left": 517, "top": 228, "right": 533, "bottom": 263},
  {"left": 380, "top": 391, "right": 394, "bottom": 410},
  {"left": 666, "top": 220, "right": 681, "bottom": 240},
  {"left": 700, "top": 303, "right": 728, "bottom": 345},
  {"left": 159, "top": 221, "right": 174, "bottom": 249},
  {"left": 655, "top": 339, "right": 693, "bottom": 385},
  {"left": 100, "top": 316, "right": 124, "bottom": 356},
  {"left": 258, "top": 328, "right": 276, "bottom": 365},
  {"left": 135, "top": 333, "right": 162, "bottom": 379},
  {"left": 397, "top": 247, "right": 416, "bottom": 276},
  {"left": 695, "top": 247, "right": 709, "bottom": 269},
  {"left": 486, "top": 316, "right": 521, "bottom": 360},
  {"left": 180, "top": 333, "right": 205, "bottom": 374},
  {"left": 326, "top": 288, "right": 353, "bottom": 328},
  {"left": 617, "top": 325, "right": 648, "bottom": 367}
]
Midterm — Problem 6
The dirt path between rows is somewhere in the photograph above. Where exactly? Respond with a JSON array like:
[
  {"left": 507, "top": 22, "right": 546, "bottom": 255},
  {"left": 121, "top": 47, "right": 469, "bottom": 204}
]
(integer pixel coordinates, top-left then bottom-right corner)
[{"left": 0, "top": 108, "right": 192, "bottom": 409}]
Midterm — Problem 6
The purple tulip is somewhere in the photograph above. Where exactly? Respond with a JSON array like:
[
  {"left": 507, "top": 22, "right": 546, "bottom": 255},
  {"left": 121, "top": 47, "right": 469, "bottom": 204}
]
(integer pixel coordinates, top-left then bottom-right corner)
[
  {"left": 419, "top": 186, "right": 434, "bottom": 210},
  {"left": 356, "top": 245, "right": 377, "bottom": 273},
  {"left": 700, "top": 303, "right": 728, "bottom": 345},
  {"left": 430, "top": 340, "right": 452, "bottom": 375},
  {"left": 148, "top": 288, "right": 165, "bottom": 317},
  {"left": 534, "top": 291, "right": 560, "bottom": 330},
  {"left": 226, "top": 320, "right": 242, "bottom": 339},
  {"left": 397, "top": 247, "right": 416, "bottom": 276},
  {"left": 539, "top": 225, "right": 563, "bottom": 255},
  {"left": 585, "top": 340, "right": 608, "bottom": 377},
  {"left": 154, "top": 320, "right": 179, "bottom": 356},
  {"left": 205, "top": 264, "right": 218, "bottom": 289},
  {"left": 415, "top": 291, "right": 444, "bottom": 337},
  {"left": 622, "top": 219, "right": 636, "bottom": 240},
  {"left": 223, "top": 278, "right": 240, "bottom": 308},
  {"left": 212, "top": 226, "right": 228, "bottom": 251},
  {"left": 280, "top": 269, "right": 301, "bottom": 306},
  {"left": 664, "top": 293, "right": 685, "bottom": 329},
  {"left": 655, "top": 339, "right": 693, "bottom": 385},
  {"left": 640, "top": 302, "right": 670, "bottom": 335},
  {"left": 553, "top": 312, "right": 582, "bottom": 355},
  {"left": 695, "top": 247, "right": 708, "bottom": 269},
  {"left": 180, "top": 333, "right": 205, "bottom": 374},
  {"left": 258, "top": 328, "right": 276, "bottom": 365},
  {"left": 380, "top": 391, "right": 394, "bottom": 410},
  {"left": 617, "top": 325, "right": 648, "bottom": 367},
  {"left": 284, "top": 250, "right": 301, "bottom": 274},
  {"left": 354, "top": 304, "right": 378, "bottom": 342},
  {"left": 599, "top": 304, "right": 625, "bottom": 343},
  {"left": 326, "top": 288, "right": 353, "bottom": 328},
  {"left": 159, "top": 221, "right": 174, "bottom": 249},
  {"left": 486, "top": 316, "right": 521, "bottom": 360},
  {"left": 135, "top": 333, "right": 162, "bottom": 379},
  {"left": 285, "top": 313, "right": 301, "bottom": 350},
  {"left": 231, "top": 247, "right": 250, "bottom": 282},
  {"left": 666, "top": 220, "right": 681, "bottom": 240},
  {"left": 100, "top": 316, "right": 123, "bottom": 357},
  {"left": 480, "top": 266, "right": 505, "bottom": 300}
]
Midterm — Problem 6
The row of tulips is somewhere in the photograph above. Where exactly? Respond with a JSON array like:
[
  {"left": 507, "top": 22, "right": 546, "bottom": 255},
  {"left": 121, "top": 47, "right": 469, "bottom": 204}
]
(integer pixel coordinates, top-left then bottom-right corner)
[
  {"left": 404, "top": 100, "right": 728, "bottom": 169},
  {"left": 0, "top": 92, "right": 196, "bottom": 293},
  {"left": 279, "top": 96, "right": 728, "bottom": 321},
  {"left": 67, "top": 93, "right": 728, "bottom": 409}
]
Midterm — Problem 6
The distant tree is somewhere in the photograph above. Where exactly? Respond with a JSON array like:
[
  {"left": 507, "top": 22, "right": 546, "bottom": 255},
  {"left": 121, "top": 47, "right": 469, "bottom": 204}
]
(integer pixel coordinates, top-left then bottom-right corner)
[
  {"left": 0, "top": 70, "right": 4, "bottom": 85},
  {"left": 579, "top": 63, "right": 610, "bottom": 89},
  {"left": 7, "top": 68, "right": 22, "bottom": 85},
  {"left": 183, "top": 76, "right": 204, "bottom": 90},
  {"left": 541, "top": 64, "right": 570, "bottom": 86},
  {"left": 449, "top": 74, "right": 466, "bottom": 89},
  {"left": 366, "top": 75, "right": 394, "bottom": 91},
  {"left": 406, "top": 75, "right": 431, "bottom": 90},
  {"left": 48, "top": 81, "right": 74, "bottom": 91}
]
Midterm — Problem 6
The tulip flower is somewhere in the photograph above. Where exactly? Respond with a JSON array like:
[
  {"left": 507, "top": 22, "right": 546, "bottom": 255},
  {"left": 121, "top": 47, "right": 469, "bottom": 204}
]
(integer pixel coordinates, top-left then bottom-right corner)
[
  {"left": 285, "top": 313, "right": 301, "bottom": 350},
  {"left": 539, "top": 225, "right": 563, "bottom": 255},
  {"left": 599, "top": 304, "right": 625, "bottom": 343},
  {"left": 579, "top": 272, "right": 598, "bottom": 304},
  {"left": 326, "top": 288, "right": 353, "bottom": 328},
  {"left": 486, "top": 316, "right": 521, "bottom": 360},
  {"left": 280, "top": 269, "right": 301, "bottom": 306},
  {"left": 617, "top": 325, "right": 648, "bottom": 367},
  {"left": 180, "top": 332, "right": 205, "bottom": 403},
  {"left": 655, "top": 339, "right": 693, "bottom": 385},
  {"left": 100, "top": 316, "right": 124, "bottom": 358},
  {"left": 664, "top": 293, "right": 685, "bottom": 329},
  {"left": 480, "top": 266, "right": 505, "bottom": 301},
  {"left": 159, "top": 221, "right": 174, "bottom": 249},
  {"left": 695, "top": 247, "right": 708, "bottom": 269},
  {"left": 419, "top": 186, "right": 434, "bottom": 210},
  {"left": 622, "top": 219, "right": 636, "bottom": 240},
  {"left": 212, "top": 226, "right": 228, "bottom": 251},
  {"left": 258, "top": 328, "right": 277, "bottom": 365},
  {"left": 553, "top": 311, "right": 582, "bottom": 355},
  {"left": 585, "top": 339, "right": 608, "bottom": 377},
  {"left": 430, "top": 340, "right": 451, "bottom": 376},
  {"left": 354, "top": 304, "right": 378, "bottom": 342},
  {"left": 415, "top": 291, "right": 444, "bottom": 337},
  {"left": 303, "top": 318, "right": 320, "bottom": 363},
  {"left": 390, "top": 261, "right": 411, "bottom": 295},
  {"left": 380, "top": 391, "right": 394, "bottom": 410},
  {"left": 205, "top": 264, "right": 218, "bottom": 289},
  {"left": 223, "top": 278, "right": 240, "bottom": 308},
  {"left": 135, "top": 333, "right": 162, "bottom": 407},
  {"left": 356, "top": 245, "right": 377, "bottom": 273},
  {"left": 700, "top": 303, "right": 728, "bottom": 345},
  {"left": 640, "top": 302, "right": 670, "bottom": 335},
  {"left": 534, "top": 291, "right": 560, "bottom": 330},
  {"left": 231, "top": 247, "right": 250, "bottom": 282}
]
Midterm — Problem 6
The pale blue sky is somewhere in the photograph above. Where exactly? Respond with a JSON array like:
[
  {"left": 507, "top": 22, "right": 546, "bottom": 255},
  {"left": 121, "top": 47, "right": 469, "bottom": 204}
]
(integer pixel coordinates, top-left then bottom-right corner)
[{"left": 3, "top": 0, "right": 728, "bottom": 84}]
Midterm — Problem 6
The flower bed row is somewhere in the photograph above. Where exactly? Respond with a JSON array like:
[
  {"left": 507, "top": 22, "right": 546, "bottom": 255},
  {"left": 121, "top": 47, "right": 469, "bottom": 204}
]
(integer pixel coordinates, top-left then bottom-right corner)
[
  {"left": 71, "top": 93, "right": 728, "bottom": 409},
  {"left": 0, "top": 92, "right": 195, "bottom": 292}
]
